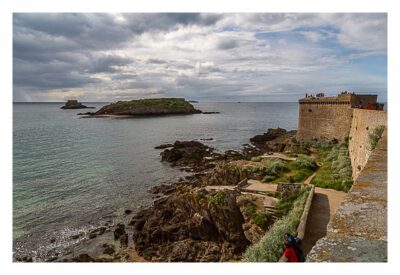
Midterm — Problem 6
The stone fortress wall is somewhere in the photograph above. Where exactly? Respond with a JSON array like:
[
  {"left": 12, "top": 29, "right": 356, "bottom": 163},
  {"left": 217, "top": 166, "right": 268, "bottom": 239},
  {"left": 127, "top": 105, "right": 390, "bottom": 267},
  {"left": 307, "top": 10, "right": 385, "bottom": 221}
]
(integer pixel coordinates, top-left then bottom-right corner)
[
  {"left": 297, "top": 93, "right": 378, "bottom": 142},
  {"left": 307, "top": 130, "right": 387, "bottom": 262},
  {"left": 348, "top": 109, "right": 387, "bottom": 179},
  {"left": 297, "top": 92, "right": 388, "bottom": 262}
]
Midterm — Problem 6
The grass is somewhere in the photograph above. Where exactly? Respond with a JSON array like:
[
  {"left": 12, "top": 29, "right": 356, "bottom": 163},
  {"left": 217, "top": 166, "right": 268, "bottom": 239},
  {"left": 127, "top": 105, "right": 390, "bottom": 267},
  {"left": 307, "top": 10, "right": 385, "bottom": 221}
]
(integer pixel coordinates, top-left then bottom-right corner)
[
  {"left": 369, "top": 125, "right": 385, "bottom": 150},
  {"left": 241, "top": 185, "right": 311, "bottom": 262},
  {"left": 311, "top": 142, "right": 353, "bottom": 192},
  {"left": 260, "top": 156, "right": 316, "bottom": 184},
  {"left": 275, "top": 184, "right": 309, "bottom": 216}
]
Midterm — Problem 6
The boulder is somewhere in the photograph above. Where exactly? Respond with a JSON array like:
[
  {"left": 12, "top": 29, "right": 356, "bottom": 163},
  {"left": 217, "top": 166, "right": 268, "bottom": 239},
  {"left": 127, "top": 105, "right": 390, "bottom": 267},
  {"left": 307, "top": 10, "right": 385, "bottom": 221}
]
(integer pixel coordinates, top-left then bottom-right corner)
[
  {"left": 114, "top": 223, "right": 126, "bottom": 241},
  {"left": 131, "top": 187, "right": 250, "bottom": 261}
]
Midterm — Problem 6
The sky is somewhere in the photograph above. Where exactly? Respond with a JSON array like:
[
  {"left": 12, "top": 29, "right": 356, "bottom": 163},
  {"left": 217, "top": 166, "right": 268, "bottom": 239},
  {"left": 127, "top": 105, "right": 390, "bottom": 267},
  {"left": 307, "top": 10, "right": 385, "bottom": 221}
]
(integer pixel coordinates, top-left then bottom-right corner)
[{"left": 13, "top": 13, "right": 387, "bottom": 102}]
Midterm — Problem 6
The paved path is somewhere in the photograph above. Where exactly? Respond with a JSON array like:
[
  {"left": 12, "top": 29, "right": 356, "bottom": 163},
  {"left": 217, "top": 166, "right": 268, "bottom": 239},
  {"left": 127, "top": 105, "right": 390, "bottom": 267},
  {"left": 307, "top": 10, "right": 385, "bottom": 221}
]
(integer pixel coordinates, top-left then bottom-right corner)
[
  {"left": 302, "top": 187, "right": 347, "bottom": 255},
  {"left": 205, "top": 185, "right": 236, "bottom": 192},
  {"left": 261, "top": 152, "right": 296, "bottom": 161},
  {"left": 242, "top": 179, "right": 278, "bottom": 192}
]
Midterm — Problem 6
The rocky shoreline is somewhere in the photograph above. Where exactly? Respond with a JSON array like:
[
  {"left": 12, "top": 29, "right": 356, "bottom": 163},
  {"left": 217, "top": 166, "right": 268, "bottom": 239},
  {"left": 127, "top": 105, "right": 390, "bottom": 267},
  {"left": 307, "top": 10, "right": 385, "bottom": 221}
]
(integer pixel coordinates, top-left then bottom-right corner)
[{"left": 16, "top": 128, "right": 301, "bottom": 262}]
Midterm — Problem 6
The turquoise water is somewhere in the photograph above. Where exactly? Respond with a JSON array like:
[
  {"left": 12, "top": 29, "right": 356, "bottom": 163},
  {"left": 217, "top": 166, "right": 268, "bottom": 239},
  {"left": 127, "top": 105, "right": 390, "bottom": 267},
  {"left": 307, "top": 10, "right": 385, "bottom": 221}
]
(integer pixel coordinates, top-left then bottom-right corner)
[{"left": 13, "top": 102, "right": 298, "bottom": 259}]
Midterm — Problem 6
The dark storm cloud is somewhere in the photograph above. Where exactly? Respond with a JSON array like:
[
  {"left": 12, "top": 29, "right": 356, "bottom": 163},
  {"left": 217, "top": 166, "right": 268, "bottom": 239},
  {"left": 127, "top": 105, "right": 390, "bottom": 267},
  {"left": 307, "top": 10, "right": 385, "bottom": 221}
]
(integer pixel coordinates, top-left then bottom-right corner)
[
  {"left": 122, "top": 13, "right": 222, "bottom": 34},
  {"left": 13, "top": 13, "right": 387, "bottom": 102},
  {"left": 13, "top": 13, "right": 224, "bottom": 100},
  {"left": 216, "top": 39, "right": 238, "bottom": 50}
]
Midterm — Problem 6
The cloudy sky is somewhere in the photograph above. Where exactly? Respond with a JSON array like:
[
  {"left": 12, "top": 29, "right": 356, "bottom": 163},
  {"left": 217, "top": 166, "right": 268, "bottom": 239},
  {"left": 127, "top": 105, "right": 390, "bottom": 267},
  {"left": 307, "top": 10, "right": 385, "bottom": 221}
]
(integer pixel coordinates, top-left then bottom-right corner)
[{"left": 13, "top": 13, "right": 387, "bottom": 102}]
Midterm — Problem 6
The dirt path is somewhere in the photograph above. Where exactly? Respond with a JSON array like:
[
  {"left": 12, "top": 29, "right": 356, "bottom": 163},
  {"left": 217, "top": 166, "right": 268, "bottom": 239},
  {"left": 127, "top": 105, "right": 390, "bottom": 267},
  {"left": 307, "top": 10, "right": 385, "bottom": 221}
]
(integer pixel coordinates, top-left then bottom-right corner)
[{"left": 302, "top": 187, "right": 347, "bottom": 255}]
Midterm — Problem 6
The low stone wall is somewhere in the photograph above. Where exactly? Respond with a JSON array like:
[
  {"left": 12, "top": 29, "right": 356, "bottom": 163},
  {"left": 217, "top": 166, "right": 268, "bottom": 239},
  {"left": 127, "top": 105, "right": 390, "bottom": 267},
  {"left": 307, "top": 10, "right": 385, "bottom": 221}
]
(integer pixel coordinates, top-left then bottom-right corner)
[
  {"left": 307, "top": 130, "right": 387, "bottom": 262},
  {"left": 279, "top": 184, "right": 315, "bottom": 262},
  {"left": 348, "top": 109, "right": 387, "bottom": 180}
]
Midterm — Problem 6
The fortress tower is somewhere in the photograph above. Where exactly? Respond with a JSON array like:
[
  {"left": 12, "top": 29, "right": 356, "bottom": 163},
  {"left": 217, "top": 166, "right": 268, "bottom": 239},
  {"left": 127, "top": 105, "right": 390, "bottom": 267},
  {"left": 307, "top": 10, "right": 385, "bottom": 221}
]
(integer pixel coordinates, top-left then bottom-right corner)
[{"left": 297, "top": 92, "right": 381, "bottom": 141}]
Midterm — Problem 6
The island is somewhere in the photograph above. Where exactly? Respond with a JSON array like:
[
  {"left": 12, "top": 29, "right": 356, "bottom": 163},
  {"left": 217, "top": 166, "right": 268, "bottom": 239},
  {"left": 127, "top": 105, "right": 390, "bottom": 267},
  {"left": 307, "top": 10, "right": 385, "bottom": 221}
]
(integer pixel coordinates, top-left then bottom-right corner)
[
  {"left": 83, "top": 98, "right": 203, "bottom": 117},
  {"left": 61, "top": 100, "right": 95, "bottom": 109}
]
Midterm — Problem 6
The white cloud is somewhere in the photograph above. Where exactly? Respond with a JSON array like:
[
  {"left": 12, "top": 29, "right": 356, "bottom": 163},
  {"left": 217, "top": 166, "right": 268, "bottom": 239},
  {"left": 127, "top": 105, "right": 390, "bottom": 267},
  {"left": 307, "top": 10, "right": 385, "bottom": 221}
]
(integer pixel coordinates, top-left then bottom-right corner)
[{"left": 13, "top": 13, "right": 387, "bottom": 102}]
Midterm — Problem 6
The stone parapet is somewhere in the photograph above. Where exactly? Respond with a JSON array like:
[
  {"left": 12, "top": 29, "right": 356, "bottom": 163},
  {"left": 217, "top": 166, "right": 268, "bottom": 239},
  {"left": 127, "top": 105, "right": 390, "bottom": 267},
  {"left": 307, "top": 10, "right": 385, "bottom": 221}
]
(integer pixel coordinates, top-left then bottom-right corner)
[{"left": 307, "top": 131, "right": 387, "bottom": 262}]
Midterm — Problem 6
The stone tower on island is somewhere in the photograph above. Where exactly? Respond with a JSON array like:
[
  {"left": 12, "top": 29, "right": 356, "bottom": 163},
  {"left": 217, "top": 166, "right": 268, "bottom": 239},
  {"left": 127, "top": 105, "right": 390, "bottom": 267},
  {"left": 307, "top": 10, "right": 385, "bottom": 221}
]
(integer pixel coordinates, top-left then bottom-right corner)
[{"left": 297, "top": 92, "right": 383, "bottom": 141}]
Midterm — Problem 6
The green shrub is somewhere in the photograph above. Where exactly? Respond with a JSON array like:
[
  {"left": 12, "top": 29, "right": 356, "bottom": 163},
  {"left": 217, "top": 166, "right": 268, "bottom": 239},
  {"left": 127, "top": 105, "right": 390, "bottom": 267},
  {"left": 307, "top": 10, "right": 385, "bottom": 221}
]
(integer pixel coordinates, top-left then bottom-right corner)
[
  {"left": 291, "top": 169, "right": 313, "bottom": 182},
  {"left": 241, "top": 186, "right": 310, "bottom": 262},
  {"left": 263, "top": 159, "right": 288, "bottom": 176},
  {"left": 253, "top": 213, "right": 271, "bottom": 230},
  {"left": 311, "top": 142, "right": 353, "bottom": 192},
  {"left": 243, "top": 201, "right": 256, "bottom": 217},
  {"left": 315, "top": 139, "right": 334, "bottom": 149},
  {"left": 206, "top": 191, "right": 227, "bottom": 208},
  {"left": 251, "top": 156, "right": 263, "bottom": 162},
  {"left": 262, "top": 175, "right": 277, "bottom": 183},
  {"left": 369, "top": 125, "right": 385, "bottom": 150},
  {"left": 293, "top": 155, "right": 317, "bottom": 171},
  {"left": 194, "top": 192, "right": 205, "bottom": 202},
  {"left": 285, "top": 151, "right": 298, "bottom": 158}
]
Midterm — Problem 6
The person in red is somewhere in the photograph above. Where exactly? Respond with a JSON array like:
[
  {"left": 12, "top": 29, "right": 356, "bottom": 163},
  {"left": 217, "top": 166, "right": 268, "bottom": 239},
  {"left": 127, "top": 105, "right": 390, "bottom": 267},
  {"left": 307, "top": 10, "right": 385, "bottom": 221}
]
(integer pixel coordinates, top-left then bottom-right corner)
[{"left": 284, "top": 242, "right": 298, "bottom": 262}]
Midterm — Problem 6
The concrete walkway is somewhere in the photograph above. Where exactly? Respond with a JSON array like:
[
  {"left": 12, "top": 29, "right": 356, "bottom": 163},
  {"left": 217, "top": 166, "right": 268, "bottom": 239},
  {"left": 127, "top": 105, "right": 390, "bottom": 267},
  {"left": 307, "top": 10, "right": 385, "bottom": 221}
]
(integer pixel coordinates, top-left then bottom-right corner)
[
  {"left": 301, "top": 187, "right": 347, "bottom": 255},
  {"left": 242, "top": 179, "right": 278, "bottom": 193},
  {"left": 261, "top": 152, "right": 296, "bottom": 161}
]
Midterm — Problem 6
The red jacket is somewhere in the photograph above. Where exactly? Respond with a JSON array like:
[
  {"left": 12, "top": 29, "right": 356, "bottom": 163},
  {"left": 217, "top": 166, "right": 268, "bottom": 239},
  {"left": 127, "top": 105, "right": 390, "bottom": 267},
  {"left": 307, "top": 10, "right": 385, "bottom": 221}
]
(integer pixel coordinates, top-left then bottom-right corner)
[{"left": 284, "top": 247, "right": 298, "bottom": 262}]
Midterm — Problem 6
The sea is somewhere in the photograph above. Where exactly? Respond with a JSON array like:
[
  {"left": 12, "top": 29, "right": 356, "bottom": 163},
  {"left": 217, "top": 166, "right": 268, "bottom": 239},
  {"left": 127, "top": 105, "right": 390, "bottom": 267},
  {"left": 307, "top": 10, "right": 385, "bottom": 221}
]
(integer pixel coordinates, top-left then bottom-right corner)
[{"left": 13, "top": 102, "right": 298, "bottom": 260}]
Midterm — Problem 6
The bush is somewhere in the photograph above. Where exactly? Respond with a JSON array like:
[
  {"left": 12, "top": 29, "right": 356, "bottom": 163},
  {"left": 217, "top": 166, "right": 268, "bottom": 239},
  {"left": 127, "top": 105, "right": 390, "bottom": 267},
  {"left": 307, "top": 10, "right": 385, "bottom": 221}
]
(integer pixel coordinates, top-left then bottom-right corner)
[
  {"left": 243, "top": 201, "right": 256, "bottom": 217},
  {"left": 369, "top": 125, "right": 385, "bottom": 150},
  {"left": 291, "top": 169, "right": 313, "bottom": 182},
  {"left": 262, "top": 175, "right": 277, "bottom": 183},
  {"left": 253, "top": 213, "right": 271, "bottom": 230},
  {"left": 251, "top": 156, "right": 263, "bottom": 162},
  {"left": 206, "top": 191, "right": 226, "bottom": 208},
  {"left": 315, "top": 139, "right": 334, "bottom": 149},
  {"left": 241, "top": 186, "right": 310, "bottom": 262},
  {"left": 263, "top": 159, "right": 288, "bottom": 176},
  {"left": 293, "top": 155, "right": 317, "bottom": 171},
  {"left": 194, "top": 192, "right": 205, "bottom": 202},
  {"left": 311, "top": 142, "right": 353, "bottom": 192},
  {"left": 285, "top": 151, "right": 298, "bottom": 158}
]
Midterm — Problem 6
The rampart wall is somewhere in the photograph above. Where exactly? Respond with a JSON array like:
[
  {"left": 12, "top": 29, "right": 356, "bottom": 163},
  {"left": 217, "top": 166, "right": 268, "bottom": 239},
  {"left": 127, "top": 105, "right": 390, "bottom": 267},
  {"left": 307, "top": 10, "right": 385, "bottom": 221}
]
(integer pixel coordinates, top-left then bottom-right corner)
[
  {"left": 297, "top": 102, "right": 353, "bottom": 141},
  {"left": 307, "top": 130, "right": 387, "bottom": 262},
  {"left": 348, "top": 109, "right": 387, "bottom": 179}
]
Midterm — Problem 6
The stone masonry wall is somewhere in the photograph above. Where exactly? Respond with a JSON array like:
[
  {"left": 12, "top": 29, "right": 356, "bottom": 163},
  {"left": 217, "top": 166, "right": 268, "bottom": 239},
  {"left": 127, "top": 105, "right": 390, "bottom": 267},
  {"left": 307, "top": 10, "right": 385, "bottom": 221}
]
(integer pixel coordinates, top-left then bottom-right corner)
[
  {"left": 297, "top": 103, "right": 353, "bottom": 141},
  {"left": 348, "top": 109, "right": 387, "bottom": 180},
  {"left": 307, "top": 130, "right": 387, "bottom": 262}
]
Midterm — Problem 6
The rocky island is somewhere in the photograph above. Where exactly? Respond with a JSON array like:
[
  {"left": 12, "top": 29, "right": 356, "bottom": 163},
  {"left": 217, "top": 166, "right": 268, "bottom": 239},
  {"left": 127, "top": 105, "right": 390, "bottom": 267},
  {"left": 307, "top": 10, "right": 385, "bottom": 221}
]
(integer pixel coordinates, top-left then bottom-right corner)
[
  {"left": 84, "top": 98, "right": 204, "bottom": 117},
  {"left": 61, "top": 100, "right": 95, "bottom": 109}
]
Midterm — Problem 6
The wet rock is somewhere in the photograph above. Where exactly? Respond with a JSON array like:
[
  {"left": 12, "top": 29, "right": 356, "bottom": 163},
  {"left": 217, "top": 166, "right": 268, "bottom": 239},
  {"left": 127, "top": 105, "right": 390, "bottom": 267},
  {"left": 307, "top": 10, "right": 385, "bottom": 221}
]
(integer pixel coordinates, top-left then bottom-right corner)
[
  {"left": 149, "top": 184, "right": 176, "bottom": 195},
  {"left": 103, "top": 244, "right": 115, "bottom": 255},
  {"left": 73, "top": 253, "right": 96, "bottom": 262},
  {"left": 70, "top": 233, "right": 83, "bottom": 240},
  {"left": 202, "top": 111, "right": 220, "bottom": 114},
  {"left": 16, "top": 256, "right": 33, "bottom": 262},
  {"left": 155, "top": 143, "right": 173, "bottom": 149},
  {"left": 124, "top": 209, "right": 132, "bottom": 215},
  {"left": 250, "top": 128, "right": 287, "bottom": 148},
  {"left": 88, "top": 227, "right": 106, "bottom": 239},
  {"left": 77, "top": 112, "right": 95, "bottom": 115},
  {"left": 120, "top": 233, "right": 129, "bottom": 247},
  {"left": 159, "top": 140, "right": 223, "bottom": 172},
  {"left": 114, "top": 223, "right": 126, "bottom": 241}
]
